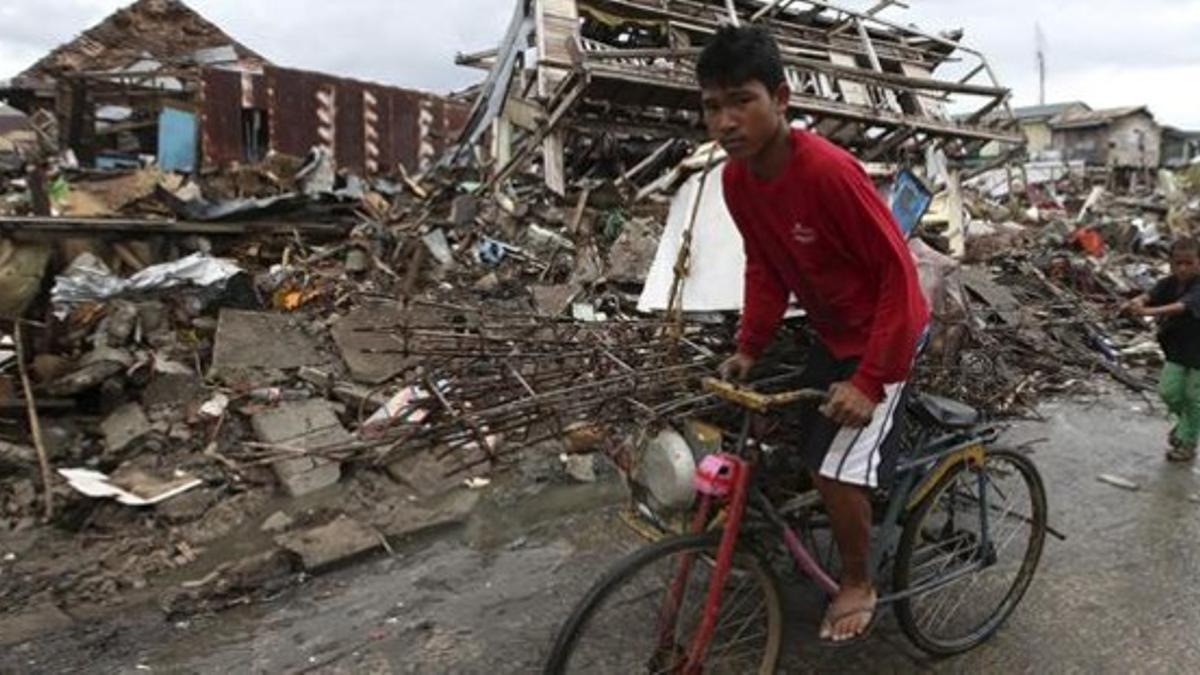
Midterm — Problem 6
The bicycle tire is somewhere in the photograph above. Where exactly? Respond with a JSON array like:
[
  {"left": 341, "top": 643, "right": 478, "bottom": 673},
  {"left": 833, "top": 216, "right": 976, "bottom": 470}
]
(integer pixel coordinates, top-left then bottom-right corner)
[
  {"left": 893, "top": 448, "right": 1048, "bottom": 655},
  {"left": 544, "top": 531, "right": 783, "bottom": 674}
]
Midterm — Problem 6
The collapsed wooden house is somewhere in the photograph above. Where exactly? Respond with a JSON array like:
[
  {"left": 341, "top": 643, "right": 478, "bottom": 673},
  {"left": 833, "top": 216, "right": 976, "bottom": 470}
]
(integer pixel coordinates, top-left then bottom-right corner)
[
  {"left": 449, "top": 0, "right": 1025, "bottom": 195},
  {"left": 2, "top": 0, "right": 469, "bottom": 176}
]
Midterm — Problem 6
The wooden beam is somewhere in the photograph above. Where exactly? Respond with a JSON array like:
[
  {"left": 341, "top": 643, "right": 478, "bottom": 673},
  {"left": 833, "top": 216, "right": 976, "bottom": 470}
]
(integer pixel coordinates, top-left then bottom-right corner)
[
  {"left": 582, "top": 48, "right": 1010, "bottom": 97},
  {"left": 0, "top": 216, "right": 351, "bottom": 237},
  {"left": 829, "top": 0, "right": 904, "bottom": 36},
  {"left": 585, "top": 0, "right": 947, "bottom": 66},
  {"left": 863, "top": 126, "right": 917, "bottom": 161},
  {"left": 583, "top": 64, "right": 1023, "bottom": 144},
  {"left": 751, "top": 0, "right": 797, "bottom": 22},
  {"left": 482, "top": 74, "right": 588, "bottom": 192}
]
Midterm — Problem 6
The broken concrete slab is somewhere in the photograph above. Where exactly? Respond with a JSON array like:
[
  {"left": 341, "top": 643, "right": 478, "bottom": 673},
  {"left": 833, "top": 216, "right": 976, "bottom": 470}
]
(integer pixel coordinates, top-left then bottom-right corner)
[
  {"left": 330, "top": 303, "right": 420, "bottom": 384},
  {"left": 251, "top": 399, "right": 351, "bottom": 447},
  {"left": 260, "top": 510, "right": 294, "bottom": 533},
  {"left": 271, "top": 456, "right": 341, "bottom": 498},
  {"left": 209, "top": 309, "right": 328, "bottom": 385},
  {"left": 377, "top": 489, "right": 482, "bottom": 541},
  {"left": 156, "top": 487, "right": 219, "bottom": 524},
  {"left": 251, "top": 399, "right": 351, "bottom": 497},
  {"left": 961, "top": 267, "right": 1022, "bottom": 325},
  {"left": 561, "top": 454, "right": 597, "bottom": 483},
  {"left": 275, "top": 515, "right": 381, "bottom": 571},
  {"left": 141, "top": 373, "right": 205, "bottom": 408},
  {"left": 100, "top": 402, "right": 153, "bottom": 454},
  {"left": 385, "top": 452, "right": 462, "bottom": 499},
  {"left": 0, "top": 602, "right": 74, "bottom": 648},
  {"left": 297, "top": 366, "right": 390, "bottom": 412},
  {"left": 41, "top": 347, "right": 132, "bottom": 397},
  {"left": 530, "top": 284, "right": 579, "bottom": 317},
  {"left": 607, "top": 218, "right": 659, "bottom": 284}
]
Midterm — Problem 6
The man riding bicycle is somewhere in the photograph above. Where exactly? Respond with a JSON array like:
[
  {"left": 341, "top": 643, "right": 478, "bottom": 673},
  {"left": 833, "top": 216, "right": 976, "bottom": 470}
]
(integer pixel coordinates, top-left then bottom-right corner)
[{"left": 699, "top": 26, "right": 930, "bottom": 643}]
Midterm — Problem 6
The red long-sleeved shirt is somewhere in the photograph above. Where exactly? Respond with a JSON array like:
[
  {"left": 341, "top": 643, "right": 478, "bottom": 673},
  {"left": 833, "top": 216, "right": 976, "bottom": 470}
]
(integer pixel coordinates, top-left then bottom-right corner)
[{"left": 723, "top": 129, "right": 929, "bottom": 402}]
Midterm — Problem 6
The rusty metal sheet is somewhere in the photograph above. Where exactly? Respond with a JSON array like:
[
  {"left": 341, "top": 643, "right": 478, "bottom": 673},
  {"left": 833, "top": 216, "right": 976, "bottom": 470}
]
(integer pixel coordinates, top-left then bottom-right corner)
[
  {"left": 243, "top": 71, "right": 268, "bottom": 110},
  {"left": 200, "top": 68, "right": 243, "bottom": 166},
  {"left": 335, "top": 79, "right": 365, "bottom": 176},
  {"left": 192, "top": 65, "right": 474, "bottom": 176},
  {"left": 385, "top": 89, "right": 420, "bottom": 174},
  {"left": 266, "top": 66, "right": 322, "bottom": 159}
]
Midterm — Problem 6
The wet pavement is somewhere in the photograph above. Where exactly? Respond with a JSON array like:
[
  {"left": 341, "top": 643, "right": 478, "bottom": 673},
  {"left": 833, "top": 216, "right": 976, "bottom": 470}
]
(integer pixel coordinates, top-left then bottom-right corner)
[{"left": 4, "top": 389, "right": 1200, "bottom": 674}]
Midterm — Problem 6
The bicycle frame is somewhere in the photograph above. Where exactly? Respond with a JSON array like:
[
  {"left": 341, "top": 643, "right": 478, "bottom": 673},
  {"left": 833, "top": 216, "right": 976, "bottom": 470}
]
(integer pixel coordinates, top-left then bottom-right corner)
[{"left": 657, "top": 410, "right": 999, "bottom": 673}]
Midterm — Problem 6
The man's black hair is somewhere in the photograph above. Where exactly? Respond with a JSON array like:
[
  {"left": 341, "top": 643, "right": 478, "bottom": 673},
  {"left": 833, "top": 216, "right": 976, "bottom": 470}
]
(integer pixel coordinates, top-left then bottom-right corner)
[
  {"left": 696, "top": 26, "right": 786, "bottom": 91},
  {"left": 1172, "top": 236, "right": 1200, "bottom": 257}
]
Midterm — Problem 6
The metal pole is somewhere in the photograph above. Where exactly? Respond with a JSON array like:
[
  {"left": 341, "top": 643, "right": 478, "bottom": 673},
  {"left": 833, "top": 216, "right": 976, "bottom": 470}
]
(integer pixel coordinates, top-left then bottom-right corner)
[{"left": 725, "top": 0, "right": 741, "bottom": 25}]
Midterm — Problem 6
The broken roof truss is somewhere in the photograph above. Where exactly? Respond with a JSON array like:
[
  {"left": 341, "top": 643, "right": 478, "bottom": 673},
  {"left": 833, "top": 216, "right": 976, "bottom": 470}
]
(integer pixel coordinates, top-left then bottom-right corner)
[{"left": 451, "top": 0, "right": 1023, "bottom": 195}]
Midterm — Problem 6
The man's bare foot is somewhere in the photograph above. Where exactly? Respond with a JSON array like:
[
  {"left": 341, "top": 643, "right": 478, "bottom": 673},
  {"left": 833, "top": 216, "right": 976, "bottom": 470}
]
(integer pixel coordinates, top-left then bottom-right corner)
[{"left": 819, "top": 584, "right": 877, "bottom": 643}]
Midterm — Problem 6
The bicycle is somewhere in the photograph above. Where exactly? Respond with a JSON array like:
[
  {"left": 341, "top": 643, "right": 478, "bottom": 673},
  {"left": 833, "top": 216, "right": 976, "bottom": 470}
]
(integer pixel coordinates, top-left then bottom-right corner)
[{"left": 545, "top": 376, "right": 1052, "bottom": 673}]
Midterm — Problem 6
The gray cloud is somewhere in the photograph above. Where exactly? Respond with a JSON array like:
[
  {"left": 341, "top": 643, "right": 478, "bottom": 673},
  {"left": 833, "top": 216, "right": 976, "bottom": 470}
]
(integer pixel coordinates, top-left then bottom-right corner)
[{"left": 2, "top": 0, "right": 1198, "bottom": 126}]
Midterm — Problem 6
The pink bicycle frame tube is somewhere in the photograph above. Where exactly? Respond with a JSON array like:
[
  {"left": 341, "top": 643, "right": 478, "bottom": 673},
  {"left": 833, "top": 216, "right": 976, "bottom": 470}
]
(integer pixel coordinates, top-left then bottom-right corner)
[{"left": 684, "top": 456, "right": 752, "bottom": 673}]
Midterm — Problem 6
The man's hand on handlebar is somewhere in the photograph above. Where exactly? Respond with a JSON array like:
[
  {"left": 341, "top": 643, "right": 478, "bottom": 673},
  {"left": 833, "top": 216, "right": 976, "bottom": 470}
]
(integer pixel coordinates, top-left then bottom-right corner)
[
  {"left": 718, "top": 352, "right": 756, "bottom": 382},
  {"left": 820, "top": 381, "right": 876, "bottom": 428}
]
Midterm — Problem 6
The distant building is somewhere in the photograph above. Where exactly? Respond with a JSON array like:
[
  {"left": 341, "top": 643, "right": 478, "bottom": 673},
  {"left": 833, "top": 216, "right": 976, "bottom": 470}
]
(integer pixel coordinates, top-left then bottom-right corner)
[
  {"left": 1049, "top": 106, "right": 1160, "bottom": 169},
  {"left": 0, "top": 0, "right": 468, "bottom": 174},
  {"left": 1161, "top": 126, "right": 1200, "bottom": 168},
  {"left": 0, "top": 102, "right": 30, "bottom": 137},
  {"left": 1012, "top": 102, "right": 1091, "bottom": 155}
]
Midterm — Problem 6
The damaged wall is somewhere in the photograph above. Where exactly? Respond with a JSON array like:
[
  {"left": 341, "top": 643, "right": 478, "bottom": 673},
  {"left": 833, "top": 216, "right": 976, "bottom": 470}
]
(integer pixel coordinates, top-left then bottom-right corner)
[
  {"left": 1052, "top": 109, "right": 1161, "bottom": 169},
  {"left": 200, "top": 66, "right": 471, "bottom": 176},
  {"left": 13, "top": 0, "right": 265, "bottom": 89}
]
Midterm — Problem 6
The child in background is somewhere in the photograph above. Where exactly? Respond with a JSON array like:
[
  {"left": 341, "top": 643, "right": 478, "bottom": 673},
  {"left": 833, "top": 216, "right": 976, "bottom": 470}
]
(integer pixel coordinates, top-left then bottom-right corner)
[{"left": 1122, "top": 237, "right": 1200, "bottom": 461}]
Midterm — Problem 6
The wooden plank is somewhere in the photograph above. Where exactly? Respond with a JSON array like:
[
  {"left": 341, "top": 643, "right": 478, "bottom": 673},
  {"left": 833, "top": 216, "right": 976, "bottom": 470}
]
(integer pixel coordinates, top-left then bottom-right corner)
[
  {"left": 582, "top": 64, "right": 1023, "bottom": 145},
  {"left": 829, "top": 52, "right": 871, "bottom": 106},
  {"left": 543, "top": 131, "right": 566, "bottom": 196},
  {"left": 900, "top": 62, "right": 948, "bottom": 119},
  {"left": 0, "top": 216, "right": 350, "bottom": 236},
  {"left": 503, "top": 97, "right": 546, "bottom": 133}
]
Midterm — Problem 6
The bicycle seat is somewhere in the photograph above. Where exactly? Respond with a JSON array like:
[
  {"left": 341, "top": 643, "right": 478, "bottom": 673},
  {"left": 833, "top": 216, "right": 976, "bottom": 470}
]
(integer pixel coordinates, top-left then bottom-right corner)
[{"left": 909, "top": 392, "right": 980, "bottom": 429}]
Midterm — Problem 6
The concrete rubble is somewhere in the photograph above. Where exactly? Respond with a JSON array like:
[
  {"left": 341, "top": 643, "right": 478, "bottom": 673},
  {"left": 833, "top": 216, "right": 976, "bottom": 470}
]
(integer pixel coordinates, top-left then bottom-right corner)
[{"left": 0, "top": 0, "right": 1197, "bottom": 637}]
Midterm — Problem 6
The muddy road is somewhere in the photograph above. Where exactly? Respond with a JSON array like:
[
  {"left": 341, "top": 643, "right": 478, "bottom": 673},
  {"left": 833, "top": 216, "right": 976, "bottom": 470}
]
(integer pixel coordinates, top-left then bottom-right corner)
[{"left": 5, "top": 391, "right": 1200, "bottom": 674}]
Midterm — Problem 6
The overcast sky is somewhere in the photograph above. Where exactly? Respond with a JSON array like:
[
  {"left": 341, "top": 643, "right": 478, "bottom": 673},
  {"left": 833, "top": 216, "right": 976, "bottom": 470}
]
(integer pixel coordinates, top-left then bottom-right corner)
[{"left": 2, "top": 0, "right": 1199, "bottom": 127}]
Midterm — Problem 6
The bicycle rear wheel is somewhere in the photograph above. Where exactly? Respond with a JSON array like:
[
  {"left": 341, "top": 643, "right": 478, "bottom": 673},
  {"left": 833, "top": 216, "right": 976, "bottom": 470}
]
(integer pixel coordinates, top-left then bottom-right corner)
[
  {"left": 893, "top": 449, "right": 1047, "bottom": 655},
  {"left": 544, "top": 532, "right": 783, "bottom": 674}
]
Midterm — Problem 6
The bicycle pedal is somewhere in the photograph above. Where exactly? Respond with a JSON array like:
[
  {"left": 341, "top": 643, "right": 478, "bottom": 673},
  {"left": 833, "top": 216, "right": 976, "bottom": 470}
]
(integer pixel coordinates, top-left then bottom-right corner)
[{"left": 778, "top": 490, "right": 822, "bottom": 516}]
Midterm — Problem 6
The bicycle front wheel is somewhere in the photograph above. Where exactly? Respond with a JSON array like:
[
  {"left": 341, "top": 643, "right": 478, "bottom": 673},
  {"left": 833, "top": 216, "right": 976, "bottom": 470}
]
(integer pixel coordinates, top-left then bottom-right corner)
[
  {"left": 893, "top": 449, "right": 1048, "bottom": 655},
  {"left": 544, "top": 532, "right": 783, "bottom": 674}
]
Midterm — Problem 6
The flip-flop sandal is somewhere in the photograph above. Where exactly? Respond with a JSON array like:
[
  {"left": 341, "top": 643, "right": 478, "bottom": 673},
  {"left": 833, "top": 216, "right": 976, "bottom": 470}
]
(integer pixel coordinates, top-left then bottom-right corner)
[
  {"left": 817, "top": 595, "right": 881, "bottom": 648},
  {"left": 1167, "top": 445, "right": 1197, "bottom": 462}
]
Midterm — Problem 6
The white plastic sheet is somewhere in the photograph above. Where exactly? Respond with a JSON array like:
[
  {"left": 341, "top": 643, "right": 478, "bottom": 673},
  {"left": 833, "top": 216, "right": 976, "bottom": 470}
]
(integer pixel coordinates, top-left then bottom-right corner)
[{"left": 57, "top": 468, "right": 202, "bottom": 506}]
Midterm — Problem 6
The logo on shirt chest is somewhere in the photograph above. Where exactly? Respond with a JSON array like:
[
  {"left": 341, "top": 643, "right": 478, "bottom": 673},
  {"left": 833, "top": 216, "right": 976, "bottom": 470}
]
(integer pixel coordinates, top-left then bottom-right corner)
[{"left": 792, "top": 221, "right": 818, "bottom": 245}]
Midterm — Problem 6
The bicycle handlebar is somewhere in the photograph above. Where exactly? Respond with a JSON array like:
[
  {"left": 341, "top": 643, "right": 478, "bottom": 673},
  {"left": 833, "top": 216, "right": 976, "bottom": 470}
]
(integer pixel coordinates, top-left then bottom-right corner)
[{"left": 702, "top": 377, "right": 828, "bottom": 414}]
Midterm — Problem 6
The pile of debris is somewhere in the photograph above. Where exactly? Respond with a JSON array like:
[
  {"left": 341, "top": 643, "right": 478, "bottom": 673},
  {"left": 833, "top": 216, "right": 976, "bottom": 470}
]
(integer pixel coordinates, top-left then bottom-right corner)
[
  {"left": 4, "top": 0, "right": 1196, "bottom": 624},
  {"left": 916, "top": 160, "right": 1200, "bottom": 415}
]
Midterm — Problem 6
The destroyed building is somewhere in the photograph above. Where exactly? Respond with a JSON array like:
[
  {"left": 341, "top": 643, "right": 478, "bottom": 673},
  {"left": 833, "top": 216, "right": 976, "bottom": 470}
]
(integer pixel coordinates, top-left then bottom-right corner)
[
  {"left": 4, "top": 0, "right": 1198, "bottom": 631},
  {"left": 1, "top": 0, "right": 469, "bottom": 175},
  {"left": 1011, "top": 101, "right": 1091, "bottom": 157},
  {"left": 1161, "top": 126, "right": 1200, "bottom": 169},
  {"left": 449, "top": 0, "right": 1025, "bottom": 198},
  {"left": 1049, "top": 106, "right": 1161, "bottom": 170}
]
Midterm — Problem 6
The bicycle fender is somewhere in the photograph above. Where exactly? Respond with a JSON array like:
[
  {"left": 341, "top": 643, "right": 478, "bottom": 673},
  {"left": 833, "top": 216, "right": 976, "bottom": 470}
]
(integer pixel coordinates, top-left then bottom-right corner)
[{"left": 905, "top": 443, "right": 986, "bottom": 511}]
